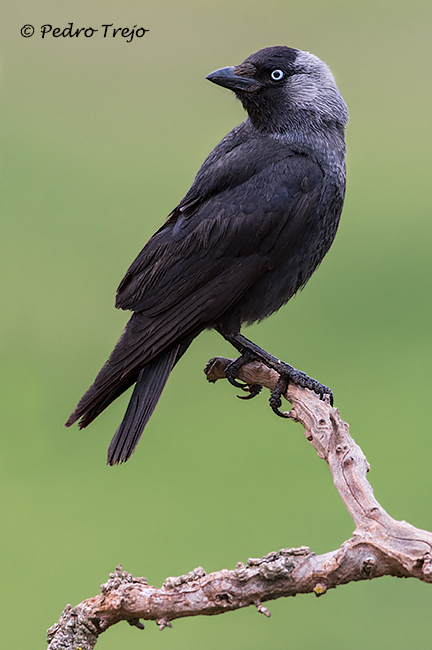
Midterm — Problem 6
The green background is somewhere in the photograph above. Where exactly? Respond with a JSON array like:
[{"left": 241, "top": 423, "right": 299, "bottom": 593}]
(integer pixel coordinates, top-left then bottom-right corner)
[{"left": 1, "top": 1, "right": 432, "bottom": 648}]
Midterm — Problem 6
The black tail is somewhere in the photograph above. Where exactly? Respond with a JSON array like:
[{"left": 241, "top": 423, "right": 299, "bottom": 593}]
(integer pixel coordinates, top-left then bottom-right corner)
[{"left": 107, "top": 345, "right": 180, "bottom": 465}]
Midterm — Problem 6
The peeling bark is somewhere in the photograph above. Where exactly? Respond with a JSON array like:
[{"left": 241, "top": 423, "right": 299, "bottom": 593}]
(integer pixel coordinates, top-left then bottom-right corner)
[{"left": 47, "top": 357, "right": 432, "bottom": 649}]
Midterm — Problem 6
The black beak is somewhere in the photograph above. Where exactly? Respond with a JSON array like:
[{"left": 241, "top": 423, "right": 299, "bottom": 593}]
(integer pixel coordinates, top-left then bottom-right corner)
[{"left": 206, "top": 66, "right": 261, "bottom": 92}]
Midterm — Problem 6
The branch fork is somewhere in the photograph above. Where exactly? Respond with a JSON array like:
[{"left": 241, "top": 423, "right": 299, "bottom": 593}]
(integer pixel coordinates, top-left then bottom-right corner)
[{"left": 47, "top": 357, "right": 432, "bottom": 649}]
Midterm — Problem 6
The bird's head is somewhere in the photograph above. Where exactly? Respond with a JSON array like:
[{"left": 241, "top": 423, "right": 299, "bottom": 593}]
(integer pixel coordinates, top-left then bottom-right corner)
[{"left": 206, "top": 46, "right": 348, "bottom": 134}]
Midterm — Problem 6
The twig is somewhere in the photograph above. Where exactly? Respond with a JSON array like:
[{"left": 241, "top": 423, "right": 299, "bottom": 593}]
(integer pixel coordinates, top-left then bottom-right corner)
[{"left": 47, "top": 357, "right": 432, "bottom": 649}]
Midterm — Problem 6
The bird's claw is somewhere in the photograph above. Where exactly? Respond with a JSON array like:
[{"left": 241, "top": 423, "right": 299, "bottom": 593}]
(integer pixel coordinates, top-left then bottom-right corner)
[
  {"left": 225, "top": 354, "right": 263, "bottom": 400},
  {"left": 269, "top": 376, "right": 290, "bottom": 418},
  {"left": 227, "top": 374, "right": 248, "bottom": 390},
  {"left": 237, "top": 384, "right": 263, "bottom": 400},
  {"left": 225, "top": 354, "right": 255, "bottom": 390}
]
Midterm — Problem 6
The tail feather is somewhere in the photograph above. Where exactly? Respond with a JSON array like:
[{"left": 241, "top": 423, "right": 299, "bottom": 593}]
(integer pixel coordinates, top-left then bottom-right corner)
[
  {"left": 65, "top": 370, "right": 139, "bottom": 429},
  {"left": 76, "top": 380, "right": 137, "bottom": 429},
  {"left": 107, "top": 345, "right": 180, "bottom": 465}
]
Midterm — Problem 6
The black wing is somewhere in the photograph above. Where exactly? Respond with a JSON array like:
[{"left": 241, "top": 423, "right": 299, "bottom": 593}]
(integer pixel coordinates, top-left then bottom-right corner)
[{"left": 116, "top": 124, "right": 324, "bottom": 319}]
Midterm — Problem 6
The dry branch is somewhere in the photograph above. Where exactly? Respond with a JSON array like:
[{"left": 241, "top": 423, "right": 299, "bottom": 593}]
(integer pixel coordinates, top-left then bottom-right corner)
[{"left": 47, "top": 357, "right": 432, "bottom": 649}]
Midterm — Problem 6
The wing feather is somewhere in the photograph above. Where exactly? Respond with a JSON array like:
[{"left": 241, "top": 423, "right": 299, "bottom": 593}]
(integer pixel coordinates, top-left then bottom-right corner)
[{"left": 116, "top": 154, "right": 324, "bottom": 316}]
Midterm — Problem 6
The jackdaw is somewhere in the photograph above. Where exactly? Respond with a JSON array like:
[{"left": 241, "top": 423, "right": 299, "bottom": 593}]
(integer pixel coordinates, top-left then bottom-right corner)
[{"left": 66, "top": 46, "right": 348, "bottom": 464}]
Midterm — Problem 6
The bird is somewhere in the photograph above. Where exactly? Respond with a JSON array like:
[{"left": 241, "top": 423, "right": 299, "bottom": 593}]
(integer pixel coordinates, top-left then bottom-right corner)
[{"left": 66, "top": 46, "right": 348, "bottom": 465}]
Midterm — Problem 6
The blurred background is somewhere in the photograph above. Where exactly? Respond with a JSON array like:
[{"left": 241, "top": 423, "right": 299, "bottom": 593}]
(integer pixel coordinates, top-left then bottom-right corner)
[{"left": 1, "top": 0, "right": 432, "bottom": 648}]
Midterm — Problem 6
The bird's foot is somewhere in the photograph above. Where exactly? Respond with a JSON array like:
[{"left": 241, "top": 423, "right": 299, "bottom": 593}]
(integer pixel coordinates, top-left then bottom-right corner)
[
  {"left": 216, "top": 330, "right": 333, "bottom": 412},
  {"left": 267, "top": 361, "right": 333, "bottom": 415},
  {"left": 267, "top": 365, "right": 333, "bottom": 417},
  {"left": 225, "top": 354, "right": 263, "bottom": 400}
]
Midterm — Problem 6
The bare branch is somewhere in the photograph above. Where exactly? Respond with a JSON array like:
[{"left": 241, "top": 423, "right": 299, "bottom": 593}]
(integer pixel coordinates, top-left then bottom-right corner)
[{"left": 47, "top": 357, "right": 432, "bottom": 649}]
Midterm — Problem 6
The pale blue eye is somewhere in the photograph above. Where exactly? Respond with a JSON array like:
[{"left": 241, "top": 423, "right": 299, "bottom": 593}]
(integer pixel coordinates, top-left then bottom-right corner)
[{"left": 271, "top": 69, "right": 284, "bottom": 81}]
